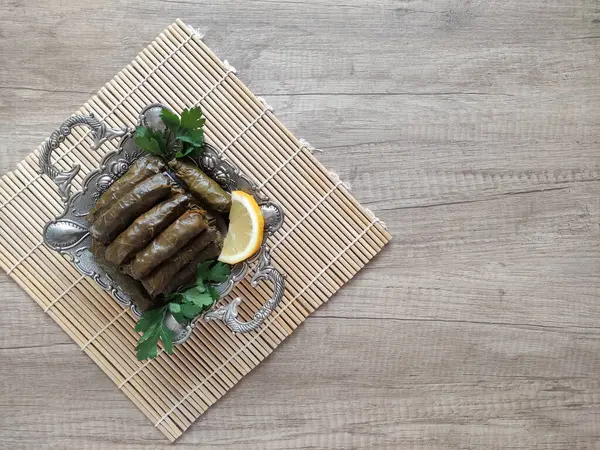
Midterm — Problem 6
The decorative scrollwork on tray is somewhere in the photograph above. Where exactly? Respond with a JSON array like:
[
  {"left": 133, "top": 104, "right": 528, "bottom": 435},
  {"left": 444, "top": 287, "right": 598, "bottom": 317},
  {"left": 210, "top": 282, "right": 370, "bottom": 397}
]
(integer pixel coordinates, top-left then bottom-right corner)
[
  {"left": 92, "top": 151, "right": 144, "bottom": 199},
  {"left": 39, "top": 103, "right": 287, "bottom": 345},
  {"left": 39, "top": 114, "right": 130, "bottom": 201},
  {"left": 204, "top": 246, "right": 285, "bottom": 333}
]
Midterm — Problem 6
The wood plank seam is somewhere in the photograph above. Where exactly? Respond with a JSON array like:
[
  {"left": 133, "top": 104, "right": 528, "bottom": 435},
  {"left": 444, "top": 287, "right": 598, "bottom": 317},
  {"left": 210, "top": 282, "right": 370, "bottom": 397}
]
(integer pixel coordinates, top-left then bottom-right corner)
[{"left": 153, "top": 217, "right": 381, "bottom": 428}]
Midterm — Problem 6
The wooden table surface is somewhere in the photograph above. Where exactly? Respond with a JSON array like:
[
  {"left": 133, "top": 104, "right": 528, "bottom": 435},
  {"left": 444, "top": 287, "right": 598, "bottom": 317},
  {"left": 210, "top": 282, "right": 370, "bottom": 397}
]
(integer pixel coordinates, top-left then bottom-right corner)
[{"left": 1, "top": 1, "right": 599, "bottom": 449}]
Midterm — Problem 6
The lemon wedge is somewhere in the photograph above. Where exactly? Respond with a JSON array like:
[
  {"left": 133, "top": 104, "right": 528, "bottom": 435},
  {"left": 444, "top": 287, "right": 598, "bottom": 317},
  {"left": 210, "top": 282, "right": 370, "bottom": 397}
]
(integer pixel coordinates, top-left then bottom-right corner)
[{"left": 218, "top": 191, "right": 264, "bottom": 264}]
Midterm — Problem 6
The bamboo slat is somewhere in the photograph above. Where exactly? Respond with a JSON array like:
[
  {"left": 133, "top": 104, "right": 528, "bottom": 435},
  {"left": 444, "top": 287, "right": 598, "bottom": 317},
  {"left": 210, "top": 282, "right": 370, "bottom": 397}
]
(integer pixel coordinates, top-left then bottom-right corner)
[{"left": 0, "top": 20, "right": 390, "bottom": 442}]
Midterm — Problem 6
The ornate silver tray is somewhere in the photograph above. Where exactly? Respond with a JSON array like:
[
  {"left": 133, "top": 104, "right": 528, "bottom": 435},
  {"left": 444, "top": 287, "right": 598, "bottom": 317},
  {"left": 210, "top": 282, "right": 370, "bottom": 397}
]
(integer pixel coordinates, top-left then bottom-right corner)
[{"left": 39, "top": 104, "right": 285, "bottom": 344}]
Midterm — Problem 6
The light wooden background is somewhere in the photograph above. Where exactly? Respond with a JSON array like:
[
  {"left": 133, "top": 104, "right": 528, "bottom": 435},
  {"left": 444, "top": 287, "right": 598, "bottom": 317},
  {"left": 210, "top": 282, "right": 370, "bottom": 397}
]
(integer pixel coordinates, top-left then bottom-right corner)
[{"left": 1, "top": 1, "right": 599, "bottom": 449}]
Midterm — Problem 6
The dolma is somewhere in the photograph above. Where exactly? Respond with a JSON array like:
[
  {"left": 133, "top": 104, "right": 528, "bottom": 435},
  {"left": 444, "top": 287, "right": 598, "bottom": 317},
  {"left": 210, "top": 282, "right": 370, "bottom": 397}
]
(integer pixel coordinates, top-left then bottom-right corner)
[
  {"left": 104, "top": 192, "right": 191, "bottom": 265},
  {"left": 169, "top": 159, "right": 231, "bottom": 213},
  {"left": 125, "top": 209, "right": 208, "bottom": 280},
  {"left": 164, "top": 243, "right": 224, "bottom": 296},
  {"left": 87, "top": 155, "right": 164, "bottom": 223},
  {"left": 90, "top": 239, "right": 159, "bottom": 312},
  {"left": 89, "top": 173, "right": 172, "bottom": 244},
  {"left": 141, "top": 227, "right": 222, "bottom": 297}
]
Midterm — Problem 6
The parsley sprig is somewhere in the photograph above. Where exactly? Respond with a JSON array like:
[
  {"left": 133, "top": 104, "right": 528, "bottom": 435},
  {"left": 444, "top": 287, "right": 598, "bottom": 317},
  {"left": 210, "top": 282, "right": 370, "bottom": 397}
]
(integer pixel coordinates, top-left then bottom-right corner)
[
  {"left": 134, "top": 305, "right": 173, "bottom": 360},
  {"left": 135, "top": 261, "right": 230, "bottom": 361},
  {"left": 134, "top": 106, "right": 206, "bottom": 161}
]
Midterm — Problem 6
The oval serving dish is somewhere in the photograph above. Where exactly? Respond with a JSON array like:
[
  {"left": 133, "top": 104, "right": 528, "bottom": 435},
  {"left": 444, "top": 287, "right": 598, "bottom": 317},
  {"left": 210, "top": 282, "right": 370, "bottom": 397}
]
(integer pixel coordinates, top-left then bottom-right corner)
[{"left": 39, "top": 104, "right": 286, "bottom": 344}]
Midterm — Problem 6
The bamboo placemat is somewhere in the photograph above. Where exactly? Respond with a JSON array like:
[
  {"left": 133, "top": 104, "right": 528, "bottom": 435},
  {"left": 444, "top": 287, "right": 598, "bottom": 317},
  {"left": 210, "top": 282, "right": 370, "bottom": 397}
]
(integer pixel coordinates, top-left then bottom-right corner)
[{"left": 0, "top": 20, "right": 390, "bottom": 442}]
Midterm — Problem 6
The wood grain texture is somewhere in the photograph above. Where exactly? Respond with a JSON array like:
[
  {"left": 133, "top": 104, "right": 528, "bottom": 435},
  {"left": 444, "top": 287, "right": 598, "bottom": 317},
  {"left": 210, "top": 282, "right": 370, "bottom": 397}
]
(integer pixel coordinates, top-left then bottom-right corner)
[{"left": 1, "top": 0, "right": 599, "bottom": 448}]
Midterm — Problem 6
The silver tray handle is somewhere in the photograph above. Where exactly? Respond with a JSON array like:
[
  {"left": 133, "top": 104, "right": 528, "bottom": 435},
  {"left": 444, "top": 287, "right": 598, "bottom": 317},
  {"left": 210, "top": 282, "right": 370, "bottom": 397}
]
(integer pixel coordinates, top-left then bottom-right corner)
[
  {"left": 204, "top": 246, "right": 286, "bottom": 333},
  {"left": 39, "top": 114, "right": 129, "bottom": 201}
]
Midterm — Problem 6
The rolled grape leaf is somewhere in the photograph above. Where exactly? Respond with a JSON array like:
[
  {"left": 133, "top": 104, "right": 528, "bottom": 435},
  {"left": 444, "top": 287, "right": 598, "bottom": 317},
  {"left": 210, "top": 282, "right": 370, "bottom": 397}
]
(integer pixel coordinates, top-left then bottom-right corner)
[
  {"left": 125, "top": 209, "right": 209, "bottom": 280},
  {"left": 87, "top": 155, "right": 164, "bottom": 223},
  {"left": 164, "top": 243, "right": 224, "bottom": 296},
  {"left": 169, "top": 159, "right": 231, "bottom": 213},
  {"left": 105, "top": 191, "right": 191, "bottom": 265},
  {"left": 90, "top": 239, "right": 159, "bottom": 312},
  {"left": 142, "top": 226, "right": 222, "bottom": 297},
  {"left": 89, "top": 173, "right": 172, "bottom": 244}
]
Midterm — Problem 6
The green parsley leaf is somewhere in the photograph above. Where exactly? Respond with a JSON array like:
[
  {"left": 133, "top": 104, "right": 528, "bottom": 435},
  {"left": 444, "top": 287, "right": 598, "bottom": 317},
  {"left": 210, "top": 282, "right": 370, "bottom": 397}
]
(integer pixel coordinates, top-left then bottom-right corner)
[
  {"left": 180, "top": 107, "right": 205, "bottom": 132},
  {"left": 182, "top": 289, "right": 199, "bottom": 305},
  {"left": 134, "top": 106, "right": 207, "bottom": 162},
  {"left": 196, "top": 261, "right": 213, "bottom": 282},
  {"left": 188, "top": 285, "right": 207, "bottom": 296},
  {"left": 156, "top": 261, "right": 231, "bottom": 345},
  {"left": 200, "top": 261, "right": 231, "bottom": 283},
  {"left": 206, "top": 262, "right": 231, "bottom": 283},
  {"left": 135, "top": 305, "right": 174, "bottom": 361},
  {"left": 134, "top": 126, "right": 166, "bottom": 156},
  {"left": 171, "top": 311, "right": 185, "bottom": 323},
  {"left": 160, "top": 328, "right": 174, "bottom": 355},
  {"left": 160, "top": 108, "right": 180, "bottom": 132},
  {"left": 194, "top": 277, "right": 206, "bottom": 293},
  {"left": 187, "top": 290, "right": 214, "bottom": 308},
  {"left": 207, "top": 285, "right": 221, "bottom": 302},
  {"left": 134, "top": 306, "right": 165, "bottom": 333},
  {"left": 176, "top": 130, "right": 204, "bottom": 147},
  {"left": 152, "top": 106, "right": 207, "bottom": 160},
  {"left": 174, "top": 144, "right": 196, "bottom": 159},
  {"left": 137, "top": 323, "right": 160, "bottom": 344},
  {"left": 136, "top": 333, "right": 159, "bottom": 360},
  {"left": 180, "top": 302, "right": 204, "bottom": 319},
  {"left": 168, "top": 302, "right": 181, "bottom": 314}
]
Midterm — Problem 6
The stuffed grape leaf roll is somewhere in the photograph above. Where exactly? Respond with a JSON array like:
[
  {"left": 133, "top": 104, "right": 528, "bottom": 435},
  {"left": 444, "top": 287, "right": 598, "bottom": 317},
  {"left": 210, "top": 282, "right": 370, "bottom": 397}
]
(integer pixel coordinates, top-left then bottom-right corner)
[
  {"left": 87, "top": 155, "right": 164, "bottom": 223},
  {"left": 141, "top": 226, "right": 222, "bottom": 297},
  {"left": 104, "top": 191, "right": 191, "bottom": 265},
  {"left": 163, "top": 243, "right": 223, "bottom": 296},
  {"left": 89, "top": 173, "right": 172, "bottom": 244},
  {"left": 90, "top": 239, "right": 159, "bottom": 312},
  {"left": 169, "top": 159, "right": 231, "bottom": 213},
  {"left": 124, "top": 209, "right": 209, "bottom": 280}
]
